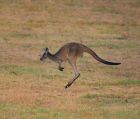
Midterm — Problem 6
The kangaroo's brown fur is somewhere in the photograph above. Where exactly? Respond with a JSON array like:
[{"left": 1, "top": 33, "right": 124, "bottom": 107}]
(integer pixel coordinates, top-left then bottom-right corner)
[{"left": 40, "top": 42, "right": 121, "bottom": 88}]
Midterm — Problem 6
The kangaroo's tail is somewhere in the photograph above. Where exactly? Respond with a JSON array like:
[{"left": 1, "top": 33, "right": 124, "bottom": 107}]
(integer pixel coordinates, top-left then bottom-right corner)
[{"left": 83, "top": 45, "right": 121, "bottom": 65}]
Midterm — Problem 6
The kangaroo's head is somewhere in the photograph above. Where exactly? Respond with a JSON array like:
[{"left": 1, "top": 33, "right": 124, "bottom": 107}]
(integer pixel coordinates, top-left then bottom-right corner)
[{"left": 40, "top": 48, "right": 49, "bottom": 61}]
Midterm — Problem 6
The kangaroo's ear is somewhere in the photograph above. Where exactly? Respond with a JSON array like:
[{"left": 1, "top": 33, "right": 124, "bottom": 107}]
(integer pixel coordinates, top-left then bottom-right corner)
[
  {"left": 45, "top": 48, "right": 49, "bottom": 53},
  {"left": 46, "top": 48, "right": 48, "bottom": 51}
]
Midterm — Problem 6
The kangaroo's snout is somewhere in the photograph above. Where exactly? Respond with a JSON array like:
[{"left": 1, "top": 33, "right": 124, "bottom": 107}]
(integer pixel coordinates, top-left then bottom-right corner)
[
  {"left": 40, "top": 57, "right": 44, "bottom": 61},
  {"left": 40, "top": 57, "right": 42, "bottom": 61}
]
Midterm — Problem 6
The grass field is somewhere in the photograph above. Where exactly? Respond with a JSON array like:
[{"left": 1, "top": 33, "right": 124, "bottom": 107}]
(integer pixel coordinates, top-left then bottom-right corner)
[{"left": 0, "top": 0, "right": 140, "bottom": 119}]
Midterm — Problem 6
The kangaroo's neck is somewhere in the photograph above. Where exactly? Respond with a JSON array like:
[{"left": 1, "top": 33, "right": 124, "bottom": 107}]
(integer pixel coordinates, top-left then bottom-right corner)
[{"left": 47, "top": 52, "right": 58, "bottom": 63}]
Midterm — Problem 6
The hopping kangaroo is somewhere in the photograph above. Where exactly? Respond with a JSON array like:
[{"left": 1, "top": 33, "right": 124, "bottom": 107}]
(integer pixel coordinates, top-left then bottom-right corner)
[{"left": 40, "top": 42, "right": 121, "bottom": 88}]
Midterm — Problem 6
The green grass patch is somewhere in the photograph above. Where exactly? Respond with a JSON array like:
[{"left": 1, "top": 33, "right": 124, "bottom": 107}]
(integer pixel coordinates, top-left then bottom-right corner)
[
  {"left": 114, "top": 109, "right": 140, "bottom": 119},
  {"left": 82, "top": 93, "right": 137, "bottom": 105},
  {"left": 0, "top": 103, "right": 67, "bottom": 119},
  {"left": 83, "top": 93, "right": 123, "bottom": 100},
  {"left": 0, "top": 64, "right": 50, "bottom": 78},
  {"left": 9, "top": 31, "right": 38, "bottom": 39},
  {"left": 92, "top": 5, "right": 121, "bottom": 14},
  {"left": 83, "top": 93, "right": 97, "bottom": 99},
  {"left": 88, "top": 40, "right": 139, "bottom": 49},
  {"left": 4, "top": 102, "right": 139, "bottom": 119},
  {"left": 113, "top": 79, "right": 140, "bottom": 86},
  {"left": 0, "top": 103, "right": 94, "bottom": 119},
  {"left": 0, "top": 64, "right": 70, "bottom": 80},
  {"left": 95, "top": 24, "right": 119, "bottom": 35}
]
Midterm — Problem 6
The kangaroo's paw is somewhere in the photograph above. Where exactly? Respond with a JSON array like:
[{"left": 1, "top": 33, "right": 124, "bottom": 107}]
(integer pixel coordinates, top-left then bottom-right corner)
[{"left": 59, "top": 67, "right": 64, "bottom": 71}]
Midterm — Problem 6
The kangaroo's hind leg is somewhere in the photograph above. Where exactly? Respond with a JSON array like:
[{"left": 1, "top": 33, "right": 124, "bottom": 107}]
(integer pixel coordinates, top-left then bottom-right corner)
[{"left": 65, "top": 57, "right": 80, "bottom": 88}]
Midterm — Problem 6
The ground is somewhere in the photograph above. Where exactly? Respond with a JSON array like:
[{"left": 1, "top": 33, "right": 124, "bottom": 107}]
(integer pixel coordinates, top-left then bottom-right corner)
[{"left": 0, "top": 0, "right": 140, "bottom": 119}]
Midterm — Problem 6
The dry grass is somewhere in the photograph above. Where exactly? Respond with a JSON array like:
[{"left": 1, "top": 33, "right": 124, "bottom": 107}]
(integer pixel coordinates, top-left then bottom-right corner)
[{"left": 0, "top": 0, "right": 140, "bottom": 119}]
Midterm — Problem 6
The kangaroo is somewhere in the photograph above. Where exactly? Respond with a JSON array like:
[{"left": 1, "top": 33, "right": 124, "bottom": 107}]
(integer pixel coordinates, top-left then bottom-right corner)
[{"left": 40, "top": 42, "right": 121, "bottom": 88}]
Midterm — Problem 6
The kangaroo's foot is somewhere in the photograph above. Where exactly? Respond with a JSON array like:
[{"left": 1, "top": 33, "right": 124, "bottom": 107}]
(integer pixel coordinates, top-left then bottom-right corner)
[
  {"left": 65, "top": 73, "right": 80, "bottom": 88},
  {"left": 59, "top": 67, "right": 64, "bottom": 71},
  {"left": 65, "top": 83, "right": 71, "bottom": 89}
]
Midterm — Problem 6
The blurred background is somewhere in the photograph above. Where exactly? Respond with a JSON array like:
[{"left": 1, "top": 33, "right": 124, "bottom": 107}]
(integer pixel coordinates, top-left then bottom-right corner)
[{"left": 0, "top": 0, "right": 140, "bottom": 119}]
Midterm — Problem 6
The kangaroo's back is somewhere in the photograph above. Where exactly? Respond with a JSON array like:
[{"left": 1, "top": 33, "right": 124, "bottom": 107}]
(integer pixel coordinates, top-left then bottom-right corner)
[
  {"left": 55, "top": 42, "right": 84, "bottom": 59},
  {"left": 67, "top": 42, "right": 84, "bottom": 57}
]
